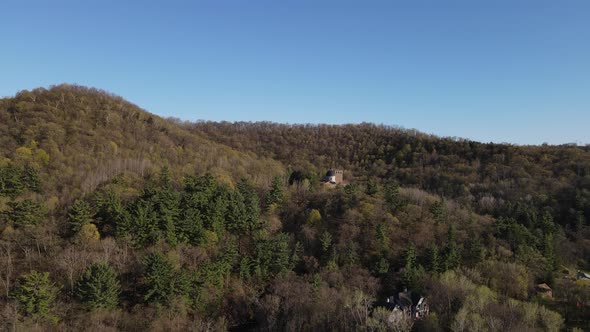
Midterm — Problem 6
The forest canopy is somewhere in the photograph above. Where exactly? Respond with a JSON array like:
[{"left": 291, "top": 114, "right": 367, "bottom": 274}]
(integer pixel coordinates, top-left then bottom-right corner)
[{"left": 0, "top": 85, "right": 588, "bottom": 331}]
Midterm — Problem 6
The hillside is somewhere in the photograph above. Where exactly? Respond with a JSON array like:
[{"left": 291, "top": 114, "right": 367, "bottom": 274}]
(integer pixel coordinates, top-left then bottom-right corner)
[
  {"left": 0, "top": 85, "right": 284, "bottom": 199},
  {"left": 0, "top": 86, "right": 588, "bottom": 331},
  {"left": 193, "top": 121, "right": 590, "bottom": 230}
]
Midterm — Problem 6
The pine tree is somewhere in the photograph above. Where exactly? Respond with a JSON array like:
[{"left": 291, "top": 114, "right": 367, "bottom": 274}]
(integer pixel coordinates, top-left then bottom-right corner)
[
  {"left": 68, "top": 200, "right": 94, "bottom": 233},
  {"left": 402, "top": 244, "right": 424, "bottom": 290},
  {"left": 182, "top": 174, "right": 227, "bottom": 232},
  {"left": 464, "top": 234, "right": 485, "bottom": 266},
  {"left": 444, "top": 225, "right": 462, "bottom": 271},
  {"left": 344, "top": 184, "right": 359, "bottom": 208},
  {"left": 142, "top": 252, "right": 177, "bottom": 305},
  {"left": 384, "top": 184, "right": 405, "bottom": 212},
  {"left": 430, "top": 201, "right": 447, "bottom": 224},
  {"left": 6, "top": 199, "right": 45, "bottom": 228},
  {"left": 291, "top": 241, "right": 304, "bottom": 270},
  {"left": 539, "top": 210, "right": 555, "bottom": 235},
  {"left": 239, "top": 256, "right": 254, "bottom": 280},
  {"left": 264, "top": 176, "right": 284, "bottom": 210},
  {"left": 0, "top": 163, "right": 24, "bottom": 197},
  {"left": 375, "top": 223, "right": 390, "bottom": 254},
  {"left": 10, "top": 271, "right": 59, "bottom": 320},
  {"left": 128, "top": 199, "right": 158, "bottom": 246},
  {"left": 543, "top": 234, "right": 557, "bottom": 271},
  {"left": 375, "top": 256, "right": 389, "bottom": 276},
  {"left": 365, "top": 178, "right": 379, "bottom": 196},
  {"left": 159, "top": 165, "right": 172, "bottom": 188},
  {"left": 428, "top": 244, "right": 442, "bottom": 273},
  {"left": 269, "top": 234, "right": 291, "bottom": 275},
  {"left": 344, "top": 243, "right": 359, "bottom": 266},
  {"left": 76, "top": 262, "right": 121, "bottom": 310},
  {"left": 96, "top": 190, "right": 125, "bottom": 227},
  {"left": 319, "top": 231, "right": 333, "bottom": 267},
  {"left": 237, "top": 179, "right": 262, "bottom": 235},
  {"left": 154, "top": 189, "right": 180, "bottom": 246},
  {"left": 225, "top": 188, "right": 247, "bottom": 234},
  {"left": 22, "top": 164, "right": 42, "bottom": 193}
]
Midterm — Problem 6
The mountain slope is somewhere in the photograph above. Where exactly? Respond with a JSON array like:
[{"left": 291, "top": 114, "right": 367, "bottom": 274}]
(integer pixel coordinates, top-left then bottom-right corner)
[
  {"left": 0, "top": 86, "right": 588, "bottom": 331},
  {"left": 192, "top": 121, "right": 590, "bottom": 229},
  {"left": 0, "top": 85, "right": 284, "bottom": 202}
]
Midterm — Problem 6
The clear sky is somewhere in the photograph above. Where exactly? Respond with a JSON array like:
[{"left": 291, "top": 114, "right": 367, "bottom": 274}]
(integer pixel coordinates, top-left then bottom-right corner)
[{"left": 1, "top": 0, "right": 589, "bottom": 145}]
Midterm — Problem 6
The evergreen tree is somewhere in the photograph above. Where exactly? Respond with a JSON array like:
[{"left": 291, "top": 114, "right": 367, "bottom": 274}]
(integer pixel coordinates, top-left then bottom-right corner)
[
  {"left": 237, "top": 179, "right": 262, "bottom": 235},
  {"left": 428, "top": 244, "right": 442, "bottom": 273},
  {"left": 76, "top": 262, "right": 121, "bottom": 310},
  {"left": 365, "top": 178, "right": 379, "bottom": 196},
  {"left": 444, "top": 226, "right": 462, "bottom": 271},
  {"left": 10, "top": 271, "right": 59, "bottom": 320},
  {"left": 539, "top": 210, "right": 555, "bottom": 235},
  {"left": 269, "top": 234, "right": 291, "bottom": 275},
  {"left": 405, "top": 244, "right": 417, "bottom": 270},
  {"left": 182, "top": 174, "right": 227, "bottom": 232},
  {"left": 319, "top": 231, "right": 333, "bottom": 267},
  {"left": 0, "top": 164, "right": 24, "bottom": 197},
  {"left": 153, "top": 189, "right": 181, "bottom": 246},
  {"left": 239, "top": 256, "right": 255, "bottom": 280},
  {"left": 159, "top": 165, "right": 172, "bottom": 188},
  {"left": 253, "top": 234, "right": 291, "bottom": 278},
  {"left": 375, "top": 223, "right": 390, "bottom": 254},
  {"left": 68, "top": 200, "right": 94, "bottom": 233},
  {"left": 103, "top": 192, "right": 131, "bottom": 239},
  {"left": 384, "top": 184, "right": 405, "bottom": 212},
  {"left": 402, "top": 244, "right": 424, "bottom": 290},
  {"left": 209, "top": 185, "right": 229, "bottom": 232},
  {"left": 464, "top": 234, "right": 485, "bottom": 266},
  {"left": 344, "top": 243, "right": 359, "bottom": 266},
  {"left": 543, "top": 234, "right": 557, "bottom": 271},
  {"left": 264, "top": 176, "right": 284, "bottom": 210},
  {"left": 127, "top": 199, "right": 158, "bottom": 246},
  {"left": 177, "top": 185, "right": 207, "bottom": 244},
  {"left": 142, "top": 252, "right": 178, "bottom": 305},
  {"left": 6, "top": 199, "right": 44, "bottom": 228},
  {"left": 344, "top": 184, "right": 359, "bottom": 208},
  {"left": 291, "top": 241, "right": 304, "bottom": 270},
  {"left": 430, "top": 201, "right": 447, "bottom": 224},
  {"left": 375, "top": 256, "right": 390, "bottom": 276},
  {"left": 22, "top": 164, "right": 42, "bottom": 193},
  {"left": 225, "top": 188, "right": 247, "bottom": 234}
]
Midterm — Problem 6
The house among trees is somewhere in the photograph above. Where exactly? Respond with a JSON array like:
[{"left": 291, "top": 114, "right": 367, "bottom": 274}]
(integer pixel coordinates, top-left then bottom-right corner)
[
  {"left": 535, "top": 283, "right": 553, "bottom": 299},
  {"left": 385, "top": 290, "right": 430, "bottom": 322},
  {"left": 322, "top": 169, "right": 343, "bottom": 184},
  {"left": 578, "top": 271, "right": 590, "bottom": 281}
]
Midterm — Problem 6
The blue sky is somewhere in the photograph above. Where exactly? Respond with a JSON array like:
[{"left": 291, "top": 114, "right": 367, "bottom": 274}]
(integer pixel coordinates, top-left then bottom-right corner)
[{"left": 1, "top": 0, "right": 589, "bottom": 145}]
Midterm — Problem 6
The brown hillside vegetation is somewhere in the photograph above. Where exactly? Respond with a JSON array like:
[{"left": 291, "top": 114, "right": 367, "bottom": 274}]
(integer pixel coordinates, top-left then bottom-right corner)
[{"left": 0, "top": 84, "right": 284, "bottom": 201}]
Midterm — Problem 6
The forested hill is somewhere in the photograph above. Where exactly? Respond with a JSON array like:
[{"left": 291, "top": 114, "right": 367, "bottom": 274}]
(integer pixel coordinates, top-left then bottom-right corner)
[
  {"left": 1, "top": 86, "right": 589, "bottom": 331},
  {"left": 0, "top": 85, "right": 284, "bottom": 200},
  {"left": 193, "top": 121, "right": 590, "bottom": 230}
]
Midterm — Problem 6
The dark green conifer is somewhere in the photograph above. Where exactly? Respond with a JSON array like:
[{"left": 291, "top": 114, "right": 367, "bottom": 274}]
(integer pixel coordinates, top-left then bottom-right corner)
[
  {"left": 68, "top": 200, "right": 94, "bottom": 233},
  {"left": 10, "top": 271, "right": 59, "bottom": 320},
  {"left": 76, "top": 262, "right": 121, "bottom": 310}
]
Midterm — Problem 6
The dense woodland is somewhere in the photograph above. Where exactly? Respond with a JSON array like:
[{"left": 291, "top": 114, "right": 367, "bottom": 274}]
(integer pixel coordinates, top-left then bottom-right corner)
[{"left": 0, "top": 85, "right": 589, "bottom": 331}]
